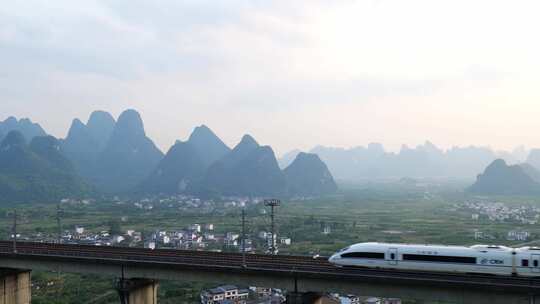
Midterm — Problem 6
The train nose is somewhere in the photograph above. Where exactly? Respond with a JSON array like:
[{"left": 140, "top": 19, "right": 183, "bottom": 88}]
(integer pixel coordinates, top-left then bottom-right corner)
[{"left": 328, "top": 254, "right": 339, "bottom": 263}]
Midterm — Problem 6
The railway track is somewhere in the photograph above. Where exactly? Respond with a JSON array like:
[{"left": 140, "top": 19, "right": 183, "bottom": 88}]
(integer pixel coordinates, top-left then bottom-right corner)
[
  {"left": 0, "top": 241, "right": 329, "bottom": 267},
  {"left": 1, "top": 241, "right": 540, "bottom": 290}
]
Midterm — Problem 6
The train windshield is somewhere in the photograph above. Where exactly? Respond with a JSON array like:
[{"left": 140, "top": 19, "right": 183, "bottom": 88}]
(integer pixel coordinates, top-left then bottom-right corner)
[{"left": 337, "top": 246, "right": 350, "bottom": 253}]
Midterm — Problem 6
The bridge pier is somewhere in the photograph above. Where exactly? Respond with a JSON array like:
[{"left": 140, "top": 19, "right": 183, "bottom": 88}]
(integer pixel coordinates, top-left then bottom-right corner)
[
  {"left": 115, "top": 278, "right": 158, "bottom": 304},
  {"left": 0, "top": 268, "right": 30, "bottom": 304}
]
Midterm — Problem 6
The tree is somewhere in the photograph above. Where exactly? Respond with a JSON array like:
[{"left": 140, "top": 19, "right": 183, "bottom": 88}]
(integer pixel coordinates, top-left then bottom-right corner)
[{"left": 108, "top": 220, "right": 122, "bottom": 236}]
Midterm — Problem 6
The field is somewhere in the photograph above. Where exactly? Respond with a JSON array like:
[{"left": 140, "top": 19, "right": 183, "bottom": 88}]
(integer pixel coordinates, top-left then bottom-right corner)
[{"left": 3, "top": 182, "right": 540, "bottom": 303}]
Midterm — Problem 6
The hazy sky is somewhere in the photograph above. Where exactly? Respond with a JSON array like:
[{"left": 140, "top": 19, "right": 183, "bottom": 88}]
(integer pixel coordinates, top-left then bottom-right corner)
[{"left": 2, "top": 0, "right": 540, "bottom": 155}]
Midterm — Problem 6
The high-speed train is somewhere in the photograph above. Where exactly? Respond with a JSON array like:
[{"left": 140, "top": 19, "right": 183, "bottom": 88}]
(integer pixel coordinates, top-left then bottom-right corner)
[{"left": 328, "top": 242, "right": 540, "bottom": 276}]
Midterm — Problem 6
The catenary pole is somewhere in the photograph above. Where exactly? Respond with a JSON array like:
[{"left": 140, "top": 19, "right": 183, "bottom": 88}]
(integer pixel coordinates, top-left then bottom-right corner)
[{"left": 264, "top": 199, "right": 280, "bottom": 255}]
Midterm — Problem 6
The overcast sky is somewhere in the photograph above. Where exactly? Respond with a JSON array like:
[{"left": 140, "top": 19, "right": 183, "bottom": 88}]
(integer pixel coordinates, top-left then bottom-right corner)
[{"left": 2, "top": 0, "right": 540, "bottom": 155}]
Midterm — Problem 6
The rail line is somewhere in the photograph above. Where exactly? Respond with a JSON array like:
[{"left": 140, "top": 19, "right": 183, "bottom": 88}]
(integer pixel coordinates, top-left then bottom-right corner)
[{"left": 1, "top": 241, "right": 540, "bottom": 291}]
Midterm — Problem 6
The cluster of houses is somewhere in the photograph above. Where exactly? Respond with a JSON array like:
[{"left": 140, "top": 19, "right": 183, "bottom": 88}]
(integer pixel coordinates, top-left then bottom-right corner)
[
  {"left": 473, "top": 230, "right": 495, "bottom": 241},
  {"left": 133, "top": 196, "right": 215, "bottom": 213},
  {"left": 61, "top": 195, "right": 267, "bottom": 216},
  {"left": 129, "top": 195, "right": 267, "bottom": 215},
  {"left": 140, "top": 224, "right": 292, "bottom": 253},
  {"left": 29, "top": 226, "right": 129, "bottom": 246},
  {"left": 200, "top": 285, "right": 284, "bottom": 304},
  {"left": 59, "top": 198, "right": 95, "bottom": 205},
  {"left": 507, "top": 230, "right": 530, "bottom": 241},
  {"left": 460, "top": 201, "right": 540, "bottom": 224},
  {"left": 473, "top": 229, "right": 530, "bottom": 242},
  {"left": 24, "top": 195, "right": 286, "bottom": 252},
  {"left": 140, "top": 223, "right": 221, "bottom": 250},
  {"left": 24, "top": 220, "right": 293, "bottom": 254},
  {"left": 459, "top": 201, "right": 539, "bottom": 243},
  {"left": 293, "top": 294, "right": 401, "bottom": 304},
  {"left": 336, "top": 296, "right": 401, "bottom": 304},
  {"left": 199, "top": 286, "right": 402, "bottom": 304}
]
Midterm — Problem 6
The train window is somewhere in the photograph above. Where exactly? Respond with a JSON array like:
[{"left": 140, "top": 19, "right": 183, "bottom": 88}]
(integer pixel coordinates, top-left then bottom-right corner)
[
  {"left": 534, "top": 260, "right": 539, "bottom": 267},
  {"left": 402, "top": 254, "right": 476, "bottom": 264},
  {"left": 390, "top": 253, "right": 395, "bottom": 260},
  {"left": 522, "top": 259, "right": 529, "bottom": 267},
  {"left": 341, "top": 252, "right": 385, "bottom": 259}
]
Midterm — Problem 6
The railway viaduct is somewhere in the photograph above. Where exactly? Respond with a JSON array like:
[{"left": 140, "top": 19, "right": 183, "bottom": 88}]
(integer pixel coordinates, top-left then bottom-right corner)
[{"left": 0, "top": 241, "right": 540, "bottom": 304}]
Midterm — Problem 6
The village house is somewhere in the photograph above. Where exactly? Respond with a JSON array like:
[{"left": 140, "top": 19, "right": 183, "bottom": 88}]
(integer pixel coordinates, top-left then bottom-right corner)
[
  {"left": 190, "top": 224, "right": 202, "bottom": 233},
  {"left": 144, "top": 240, "right": 156, "bottom": 250},
  {"left": 507, "top": 230, "right": 530, "bottom": 241},
  {"left": 75, "top": 226, "right": 85, "bottom": 234},
  {"left": 249, "top": 286, "right": 272, "bottom": 298},
  {"left": 200, "top": 285, "right": 249, "bottom": 304},
  {"left": 323, "top": 226, "right": 331, "bottom": 235}
]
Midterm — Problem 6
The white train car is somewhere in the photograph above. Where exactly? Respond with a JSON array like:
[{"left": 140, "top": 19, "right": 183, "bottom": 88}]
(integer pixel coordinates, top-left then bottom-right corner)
[
  {"left": 514, "top": 246, "right": 540, "bottom": 276},
  {"left": 328, "top": 242, "right": 540, "bottom": 277}
]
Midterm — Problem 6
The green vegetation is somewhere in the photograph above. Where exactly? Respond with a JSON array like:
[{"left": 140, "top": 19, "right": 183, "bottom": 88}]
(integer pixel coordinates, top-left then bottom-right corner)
[
  {"left": 31, "top": 271, "right": 219, "bottom": 304},
  {"left": 3, "top": 183, "right": 540, "bottom": 302},
  {"left": 0, "top": 131, "right": 93, "bottom": 204},
  {"left": 32, "top": 272, "right": 117, "bottom": 304},
  {"left": 107, "top": 219, "right": 122, "bottom": 236}
]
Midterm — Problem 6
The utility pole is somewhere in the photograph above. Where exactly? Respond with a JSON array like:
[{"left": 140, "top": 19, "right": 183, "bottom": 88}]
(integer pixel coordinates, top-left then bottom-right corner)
[
  {"left": 12, "top": 209, "right": 17, "bottom": 253},
  {"left": 264, "top": 199, "right": 280, "bottom": 255},
  {"left": 55, "top": 204, "right": 65, "bottom": 298},
  {"left": 56, "top": 204, "right": 64, "bottom": 244},
  {"left": 241, "top": 208, "right": 246, "bottom": 267}
]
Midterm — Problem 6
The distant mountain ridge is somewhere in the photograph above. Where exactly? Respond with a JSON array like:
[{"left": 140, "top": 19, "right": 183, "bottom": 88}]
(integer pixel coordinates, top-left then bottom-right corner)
[
  {"left": 0, "top": 116, "right": 47, "bottom": 142},
  {"left": 194, "top": 135, "right": 289, "bottom": 196},
  {"left": 0, "top": 109, "right": 339, "bottom": 200},
  {"left": 140, "top": 141, "right": 205, "bottom": 194},
  {"left": 0, "top": 131, "right": 92, "bottom": 203},
  {"left": 188, "top": 125, "right": 231, "bottom": 168},
  {"left": 61, "top": 111, "right": 116, "bottom": 177},
  {"left": 284, "top": 152, "right": 338, "bottom": 196},
  {"left": 139, "top": 125, "right": 229, "bottom": 194},
  {"left": 10, "top": 108, "right": 540, "bottom": 199},
  {"left": 140, "top": 129, "right": 337, "bottom": 197},
  {"left": 0, "top": 110, "right": 322, "bottom": 198},
  {"left": 520, "top": 163, "right": 540, "bottom": 183},
  {"left": 93, "top": 109, "right": 164, "bottom": 193},
  {"left": 61, "top": 109, "right": 165, "bottom": 193},
  {"left": 302, "top": 142, "right": 524, "bottom": 181},
  {"left": 86, "top": 110, "right": 116, "bottom": 150},
  {"left": 278, "top": 149, "right": 301, "bottom": 169},
  {"left": 468, "top": 159, "right": 540, "bottom": 195},
  {"left": 526, "top": 149, "right": 540, "bottom": 173}
]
